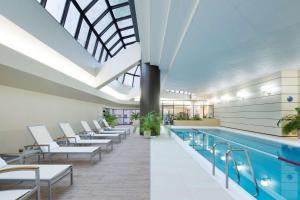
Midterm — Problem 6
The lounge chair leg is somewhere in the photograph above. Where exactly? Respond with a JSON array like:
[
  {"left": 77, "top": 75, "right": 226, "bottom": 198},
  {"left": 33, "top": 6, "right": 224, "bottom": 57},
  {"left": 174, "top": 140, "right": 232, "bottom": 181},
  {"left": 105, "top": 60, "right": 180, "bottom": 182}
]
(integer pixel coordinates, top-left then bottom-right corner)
[
  {"left": 119, "top": 135, "right": 122, "bottom": 143},
  {"left": 99, "top": 149, "right": 101, "bottom": 160},
  {"left": 111, "top": 142, "right": 113, "bottom": 151},
  {"left": 48, "top": 181, "right": 52, "bottom": 200},
  {"left": 48, "top": 154, "right": 52, "bottom": 163},
  {"left": 66, "top": 154, "right": 69, "bottom": 159},
  {"left": 70, "top": 167, "right": 73, "bottom": 185}
]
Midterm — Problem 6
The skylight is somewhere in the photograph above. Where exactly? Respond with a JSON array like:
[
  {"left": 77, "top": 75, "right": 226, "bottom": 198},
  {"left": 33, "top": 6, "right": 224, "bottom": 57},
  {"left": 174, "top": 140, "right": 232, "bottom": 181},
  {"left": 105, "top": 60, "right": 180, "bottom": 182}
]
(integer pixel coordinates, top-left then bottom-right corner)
[
  {"left": 117, "top": 64, "right": 141, "bottom": 87},
  {"left": 36, "top": 0, "right": 138, "bottom": 64}
]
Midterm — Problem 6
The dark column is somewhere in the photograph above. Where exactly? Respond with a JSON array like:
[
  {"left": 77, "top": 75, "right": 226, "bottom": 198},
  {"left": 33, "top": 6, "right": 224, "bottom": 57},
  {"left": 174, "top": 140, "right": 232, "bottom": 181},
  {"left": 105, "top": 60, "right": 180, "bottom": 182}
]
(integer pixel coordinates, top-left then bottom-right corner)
[{"left": 140, "top": 63, "right": 160, "bottom": 135}]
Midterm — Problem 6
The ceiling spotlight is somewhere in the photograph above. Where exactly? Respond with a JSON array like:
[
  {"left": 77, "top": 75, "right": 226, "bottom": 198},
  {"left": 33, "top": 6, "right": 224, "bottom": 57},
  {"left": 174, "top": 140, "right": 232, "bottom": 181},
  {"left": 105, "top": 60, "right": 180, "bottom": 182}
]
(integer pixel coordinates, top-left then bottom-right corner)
[
  {"left": 260, "top": 85, "right": 278, "bottom": 95},
  {"left": 171, "top": 90, "right": 175, "bottom": 93}
]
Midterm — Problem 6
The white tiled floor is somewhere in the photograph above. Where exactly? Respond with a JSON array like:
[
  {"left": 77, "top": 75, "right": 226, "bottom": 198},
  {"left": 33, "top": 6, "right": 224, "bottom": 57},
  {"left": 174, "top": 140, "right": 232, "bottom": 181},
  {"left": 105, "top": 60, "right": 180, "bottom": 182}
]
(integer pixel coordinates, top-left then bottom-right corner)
[{"left": 151, "top": 129, "right": 233, "bottom": 200}]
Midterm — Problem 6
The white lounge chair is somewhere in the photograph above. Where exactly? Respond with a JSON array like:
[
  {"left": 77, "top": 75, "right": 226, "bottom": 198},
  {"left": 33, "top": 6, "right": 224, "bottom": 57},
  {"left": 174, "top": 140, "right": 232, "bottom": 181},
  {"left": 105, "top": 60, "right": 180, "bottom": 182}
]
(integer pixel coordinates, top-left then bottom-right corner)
[
  {"left": 59, "top": 122, "right": 113, "bottom": 151},
  {"left": 81, "top": 120, "right": 125, "bottom": 140},
  {"left": 102, "top": 118, "right": 131, "bottom": 135},
  {"left": 0, "top": 157, "right": 73, "bottom": 200},
  {"left": 92, "top": 120, "right": 125, "bottom": 141},
  {"left": 27, "top": 125, "right": 101, "bottom": 163}
]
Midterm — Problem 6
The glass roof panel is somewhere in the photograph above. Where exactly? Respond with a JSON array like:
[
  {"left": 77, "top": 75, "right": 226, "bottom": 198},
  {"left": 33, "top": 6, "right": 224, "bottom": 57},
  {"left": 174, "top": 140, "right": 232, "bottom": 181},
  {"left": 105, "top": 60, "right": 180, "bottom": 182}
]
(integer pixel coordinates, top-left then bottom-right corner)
[
  {"left": 101, "top": 50, "right": 107, "bottom": 63},
  {"left": 113, "top": 6, "right": 130, "bottom": 19},
  {"left": 117, "top": 18, "right": 133, "bottom": 29},
  {"left": 94, "top": 13, "right": 112, "bottom": 34},
  {"left": 77, "top": 20, "right": 90, "bottom": 46},
  {"left": 87, "top": 32, "right": 97, "bottom": 54},
  {"left": 86, "top": 0, "right": 107, "bottom": 23},
  {"left": 45, "top": 0, "right": 66, "bottom": 22},
  {"left": 109, "top": 0, "right": 127, "bottom": 6},
  {"left": 106, "top": 34, "right": 120, "bottom": 49},
  {"left": 64, "top": 3, "right": 80, "bottom": 36},
  {"left": 101, "top": 25, "right": 117, "bottom": 41},
  {"left": 121, "top": 28, "right": 134, "bottom": 37},
  {"left": 110, "top": 41, "right": 122, "bottom": 54},
  {"left": 133, "top": 76, "right": 140, "bottom": 87},
  {"left": 95, "top": 42, "right": 102, "bottom": 60},
  {"left": 77, "top": 0, "right": 93, "bottom": 10},
  {"left": 117, "top": 65, "right": 141, "bottom": 87},
  {"left": 124, "top": 36, "right": 136, "bottom": 44},
  {"left": 37, "top": 0, "right": 138, "bottom": 64}
]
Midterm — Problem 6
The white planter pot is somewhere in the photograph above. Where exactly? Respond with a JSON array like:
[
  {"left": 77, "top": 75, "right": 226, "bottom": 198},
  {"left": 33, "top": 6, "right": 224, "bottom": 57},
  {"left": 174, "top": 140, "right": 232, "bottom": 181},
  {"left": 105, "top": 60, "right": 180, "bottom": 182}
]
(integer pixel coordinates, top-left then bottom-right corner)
[{"left": 144, "top": 130, "right": 151, "bottom": 139}]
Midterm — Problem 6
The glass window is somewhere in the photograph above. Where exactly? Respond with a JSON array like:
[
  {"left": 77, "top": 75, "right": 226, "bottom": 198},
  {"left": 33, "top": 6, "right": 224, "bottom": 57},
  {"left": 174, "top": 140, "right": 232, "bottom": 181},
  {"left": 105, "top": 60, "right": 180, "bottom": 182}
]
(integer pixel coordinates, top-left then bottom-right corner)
[
  {"left": 94, "top": 13, "right": 112, "bottom": 34},
  {"left": 101, "top": 25, "right": 117, "bottom": 41},
  {"left": 77, "top": 0, "right": 93, "bottom": 10},
  {"left": 121, "top": 28, "right": 134, "bottom": 37},
  {"left": 113, "top": 6, "right": 130, "bottom": 19},
  {"left": 124, "top": 36, "right": 136, "bottom": 44},
  {"left": 86, "top": 0, "right": 107, "bottom": 23},
  {"left": 117, "top": 18, "right": 133, "bottom": 28},
  {"left": 78, "top": 20, "right": 90, "bottom": 46},
  {"left": 88, "top": 32, "right": 97, "bottom": 54},
  {"left": 45, "top": 0, "right": 66, "bottom": 22},
  {"left": 64, "top": 3, "right": 80, "bottom": 36},
  {"left": 94, "top": 42, "right": 102, "bottom": 60},
  {"left": 109, "top": 0, "right": 127, "bottom": 6},
  {"left": 106, "top": 34, "right": 120, "bottom": 49}
]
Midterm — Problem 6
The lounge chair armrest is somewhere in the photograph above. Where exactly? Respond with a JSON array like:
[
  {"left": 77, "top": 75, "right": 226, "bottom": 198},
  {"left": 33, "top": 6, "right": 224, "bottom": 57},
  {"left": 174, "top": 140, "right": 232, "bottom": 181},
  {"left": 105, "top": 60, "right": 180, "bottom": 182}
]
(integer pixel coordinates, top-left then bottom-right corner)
[
  {"left": 24, "top": 144, "right": 50, "bottom": 153},
  {"left": 0, "top": 166, "right": 41, "bottom": 196},
  {"left": 55, "top": 136, "right": 73, "bottom": 145},
  {"left": 0, "top": 166, "right": 39, "bottom": 173}
]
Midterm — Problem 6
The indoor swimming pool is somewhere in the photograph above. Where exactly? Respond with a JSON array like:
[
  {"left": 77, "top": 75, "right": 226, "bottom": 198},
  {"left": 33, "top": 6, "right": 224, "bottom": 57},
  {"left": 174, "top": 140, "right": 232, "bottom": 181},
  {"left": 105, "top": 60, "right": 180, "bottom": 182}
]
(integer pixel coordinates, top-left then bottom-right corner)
[{"left": 172, "top": 128, "right": 300, "bottom": 200}]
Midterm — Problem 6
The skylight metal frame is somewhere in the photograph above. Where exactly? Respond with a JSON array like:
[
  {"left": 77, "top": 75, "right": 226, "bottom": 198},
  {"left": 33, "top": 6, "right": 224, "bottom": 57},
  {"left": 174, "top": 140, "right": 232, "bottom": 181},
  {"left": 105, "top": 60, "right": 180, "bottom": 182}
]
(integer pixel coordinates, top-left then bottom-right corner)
[{"left": 36, "top": 0, "right": 138, "bottom": 63}]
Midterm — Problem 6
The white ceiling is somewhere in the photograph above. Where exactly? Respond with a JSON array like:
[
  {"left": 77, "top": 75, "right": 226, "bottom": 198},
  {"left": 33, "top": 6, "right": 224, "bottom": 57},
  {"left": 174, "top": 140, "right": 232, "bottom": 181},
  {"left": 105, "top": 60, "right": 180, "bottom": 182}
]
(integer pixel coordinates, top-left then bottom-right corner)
[{"left": 135, "top": 0, "right": 300, "bottom": 96}]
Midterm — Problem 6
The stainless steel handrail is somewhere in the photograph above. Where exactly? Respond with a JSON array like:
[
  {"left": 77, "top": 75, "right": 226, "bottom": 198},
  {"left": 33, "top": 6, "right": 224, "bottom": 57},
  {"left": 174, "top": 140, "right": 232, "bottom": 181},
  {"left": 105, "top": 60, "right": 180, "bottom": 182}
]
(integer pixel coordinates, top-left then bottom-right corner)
[
  {"left": 226, "top": 148, "right": 259, "bottom": 197},
  {"left": 212, "top": 142, "right": 240, "bottom": 184}
]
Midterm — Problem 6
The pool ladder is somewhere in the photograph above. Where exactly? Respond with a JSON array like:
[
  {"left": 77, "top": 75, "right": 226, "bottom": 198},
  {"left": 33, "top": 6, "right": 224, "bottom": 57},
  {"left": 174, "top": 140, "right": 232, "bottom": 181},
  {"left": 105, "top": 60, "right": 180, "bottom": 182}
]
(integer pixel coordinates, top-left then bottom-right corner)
[{"left": 212, "top": 143, "right": 259, "bottom": 197}]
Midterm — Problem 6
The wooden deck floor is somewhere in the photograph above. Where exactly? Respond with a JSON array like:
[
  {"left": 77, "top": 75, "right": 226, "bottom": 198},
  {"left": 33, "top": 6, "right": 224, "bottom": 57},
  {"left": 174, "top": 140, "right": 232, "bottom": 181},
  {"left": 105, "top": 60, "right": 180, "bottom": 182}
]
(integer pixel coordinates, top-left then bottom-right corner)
[{"left": 33, "top": 133, "right": 150, "bottom": 200}]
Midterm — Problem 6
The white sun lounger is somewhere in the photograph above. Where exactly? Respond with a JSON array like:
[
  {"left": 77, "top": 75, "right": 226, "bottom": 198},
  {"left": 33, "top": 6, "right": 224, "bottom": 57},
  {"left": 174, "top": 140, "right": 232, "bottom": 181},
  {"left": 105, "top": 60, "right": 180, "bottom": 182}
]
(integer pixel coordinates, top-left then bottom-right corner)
[
  {"left": 0, "top": 161, "right": 40, "bottom": 200},
  {"left": 58, "top": 122, "right": 113, "bottom": 151},
  {"left": 0, "top": 157, "right": 73, "bottom": 200},
  {"left": 92, "top": 120, "right": 125, "bottom": 141},
  {"left": 27, "top": 125, "right": 101, "bottom": 163},
  {"left": 102, "top": 118, "right": 131, "bottom": 135},
  {"left": 81, "top": 120, "right": 125, "bottom": 141}
]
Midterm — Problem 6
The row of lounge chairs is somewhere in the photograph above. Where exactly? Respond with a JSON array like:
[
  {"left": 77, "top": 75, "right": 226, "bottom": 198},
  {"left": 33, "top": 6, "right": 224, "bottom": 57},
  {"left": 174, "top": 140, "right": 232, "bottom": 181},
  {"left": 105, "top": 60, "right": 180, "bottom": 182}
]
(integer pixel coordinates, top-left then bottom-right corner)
[{"left": 0, "top": 119, "right": 131, "bottom": 200}]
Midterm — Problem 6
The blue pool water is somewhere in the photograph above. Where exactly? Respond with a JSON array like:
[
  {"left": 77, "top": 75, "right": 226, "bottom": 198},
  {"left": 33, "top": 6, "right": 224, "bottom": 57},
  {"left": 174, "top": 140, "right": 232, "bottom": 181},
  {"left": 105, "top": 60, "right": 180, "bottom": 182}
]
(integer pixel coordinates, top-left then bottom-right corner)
[{"left": 172, "top": 128, "right": 300, "bottom": 200}]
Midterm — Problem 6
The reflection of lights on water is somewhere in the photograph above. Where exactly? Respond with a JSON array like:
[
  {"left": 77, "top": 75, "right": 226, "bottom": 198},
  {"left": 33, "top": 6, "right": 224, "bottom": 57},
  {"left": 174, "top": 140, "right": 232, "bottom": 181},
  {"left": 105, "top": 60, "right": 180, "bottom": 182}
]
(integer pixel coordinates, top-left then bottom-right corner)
[
  {"left": 221, "top": 156, "right": 226, "bottom": 161},
  {"left": 260, "top": 178, "right": 271, "bottom": 187},
  {"left": 236, "top": 164, "right": 246, "bottom": 171}
]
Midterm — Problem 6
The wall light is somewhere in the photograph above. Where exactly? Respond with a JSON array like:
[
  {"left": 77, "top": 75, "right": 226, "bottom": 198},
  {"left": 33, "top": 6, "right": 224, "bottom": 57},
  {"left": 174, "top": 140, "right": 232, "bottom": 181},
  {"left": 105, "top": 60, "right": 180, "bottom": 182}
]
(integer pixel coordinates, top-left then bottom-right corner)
[
  {"left": 221, "top": 94, "right": 233, "bottom": 102},
  {"left": 236, "top": 90, "right": 250, "bottom": 99},
  {"left": 260, "top": 85, "right": 278, "bottom": 95}
]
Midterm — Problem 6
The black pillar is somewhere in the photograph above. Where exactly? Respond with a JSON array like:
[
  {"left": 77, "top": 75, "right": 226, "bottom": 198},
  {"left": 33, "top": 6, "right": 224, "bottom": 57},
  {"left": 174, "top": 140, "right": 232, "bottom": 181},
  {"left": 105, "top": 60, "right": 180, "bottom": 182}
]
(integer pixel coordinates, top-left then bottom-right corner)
[{"left": 140, "top": 63, "right": 160, "bottom": 135}]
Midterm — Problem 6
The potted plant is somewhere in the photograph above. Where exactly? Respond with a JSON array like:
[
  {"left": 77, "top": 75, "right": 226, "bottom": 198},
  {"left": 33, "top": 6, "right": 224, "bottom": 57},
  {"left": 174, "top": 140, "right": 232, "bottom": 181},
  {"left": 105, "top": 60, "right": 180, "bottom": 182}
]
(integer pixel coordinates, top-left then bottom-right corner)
[
  {"left": 104, "top": 112, "right": 118, "bottom": 128},
  {"left": 130, "top": 112, "right": 140, "bottom": 133},
  {"left": 140, "top": 112, "right": 161, "bottom": 138},
  {"left": 277, "top": 107, "right": 300, "bottom": 138}
]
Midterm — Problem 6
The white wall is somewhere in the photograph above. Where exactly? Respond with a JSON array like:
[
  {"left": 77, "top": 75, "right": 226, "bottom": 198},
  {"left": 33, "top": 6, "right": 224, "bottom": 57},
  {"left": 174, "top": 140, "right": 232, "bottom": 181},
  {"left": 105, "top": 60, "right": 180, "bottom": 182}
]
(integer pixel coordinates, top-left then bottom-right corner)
[
  {"left": 213, "top": 69, "right": 299, "bottom": 136},
  {"left": 0, "top": 85, "right": 103, "bottom": 152}
]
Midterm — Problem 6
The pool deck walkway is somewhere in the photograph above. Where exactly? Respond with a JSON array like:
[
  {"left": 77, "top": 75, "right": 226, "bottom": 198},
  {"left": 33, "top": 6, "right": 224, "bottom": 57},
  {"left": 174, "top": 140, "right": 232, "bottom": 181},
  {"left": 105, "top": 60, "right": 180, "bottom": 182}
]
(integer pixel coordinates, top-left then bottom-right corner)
[{"left": 151, "top": 127, "right": 233, "bottom": 200}]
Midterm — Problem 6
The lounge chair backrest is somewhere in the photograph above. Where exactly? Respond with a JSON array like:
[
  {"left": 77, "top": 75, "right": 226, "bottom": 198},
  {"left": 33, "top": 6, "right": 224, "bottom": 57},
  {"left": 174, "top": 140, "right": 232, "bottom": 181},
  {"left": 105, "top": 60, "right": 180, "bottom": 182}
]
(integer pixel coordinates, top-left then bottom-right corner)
[
  {"left": 81, "top": 121, "right": 92, "bottom": 132},
  {"left": 0, "top": 157, "right": 7, "bottom": 168},
  {"left": 59, "top": 122, "right": 80, "bottom": 143},
  {"left": 28, "top": 125, "right": 59, "bottom": 152},
  {"left": 102, "top": 118, "right": 110, "bottom": 128},
  {"left": 93, "top": 120, "right": 102, "bottom": 129}
]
